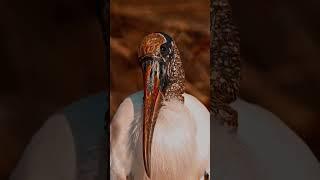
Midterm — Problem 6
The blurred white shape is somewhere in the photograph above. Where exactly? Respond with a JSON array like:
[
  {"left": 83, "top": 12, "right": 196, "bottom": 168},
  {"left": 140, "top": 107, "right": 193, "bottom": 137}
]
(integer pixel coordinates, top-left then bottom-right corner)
[{"left": 213, "top": 98, "right": 320, "bottom": 180}]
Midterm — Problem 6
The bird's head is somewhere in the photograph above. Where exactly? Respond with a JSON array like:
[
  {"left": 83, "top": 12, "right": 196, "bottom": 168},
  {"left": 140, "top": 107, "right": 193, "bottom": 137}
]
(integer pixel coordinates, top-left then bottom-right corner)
[{"left": 138, "top": 32, "right": 185, "bottom": 177}]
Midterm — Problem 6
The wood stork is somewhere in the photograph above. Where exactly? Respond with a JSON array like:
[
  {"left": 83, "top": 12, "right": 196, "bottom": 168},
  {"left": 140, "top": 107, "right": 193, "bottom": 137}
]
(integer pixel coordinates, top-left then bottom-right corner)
[{"left": 110, "top": 32, "right": 210, "bottom": 179}]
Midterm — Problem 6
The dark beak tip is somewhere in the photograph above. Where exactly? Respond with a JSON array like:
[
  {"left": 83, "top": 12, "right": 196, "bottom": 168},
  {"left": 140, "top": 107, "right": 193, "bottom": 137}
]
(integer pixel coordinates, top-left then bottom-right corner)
[
  {"left": 143, "top": 153, "right": 151, "bottom": 177},
  {"left": 143, "top": 136, "right": 152, "bottom": 177},
  {"left": 145, "top": 165, "right": 151, "bottom": 178}
]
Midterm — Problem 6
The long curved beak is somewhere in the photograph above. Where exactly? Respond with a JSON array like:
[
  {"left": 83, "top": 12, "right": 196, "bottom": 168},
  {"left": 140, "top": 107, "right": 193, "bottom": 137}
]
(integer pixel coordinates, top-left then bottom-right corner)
[{"left": 141, "top": 57, "right": 165, "bottom": 178}]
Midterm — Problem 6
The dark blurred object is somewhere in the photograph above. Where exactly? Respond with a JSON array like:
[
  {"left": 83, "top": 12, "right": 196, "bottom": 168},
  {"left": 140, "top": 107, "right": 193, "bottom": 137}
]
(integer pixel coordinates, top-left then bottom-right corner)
[
  {"left": 211, "top": 0, "right": 240, "bottom": 129},
  {"left": 0, "top": 0, "right": 105, "bottom": 178},
  {"left": 110, "top": 0, "right": 210, "bottom": 118},
  {"left": 228, "top": 0, "right": 320, "bottom": 159}
]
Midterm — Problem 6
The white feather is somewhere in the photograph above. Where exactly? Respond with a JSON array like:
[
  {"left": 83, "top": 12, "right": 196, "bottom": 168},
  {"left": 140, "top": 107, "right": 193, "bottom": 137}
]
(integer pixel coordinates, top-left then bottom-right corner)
[{"left": 110, "top": 91, "right": 210, "bottom": 180}]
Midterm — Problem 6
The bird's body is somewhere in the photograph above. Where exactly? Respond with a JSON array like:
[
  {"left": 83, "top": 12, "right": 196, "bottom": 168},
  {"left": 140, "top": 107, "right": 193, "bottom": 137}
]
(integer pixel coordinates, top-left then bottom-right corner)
[
  {"left": 110, "top": 32, "right": 210, "bottom": 179},
  {"left": 110, "top": 91, "right": 210, "bottom": 179}
]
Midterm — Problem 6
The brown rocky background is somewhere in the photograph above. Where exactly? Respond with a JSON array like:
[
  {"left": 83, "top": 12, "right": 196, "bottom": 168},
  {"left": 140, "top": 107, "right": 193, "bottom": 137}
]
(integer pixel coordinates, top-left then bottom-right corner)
[{"left": 110, "top": 0, "right": 210, "bottom": 117}]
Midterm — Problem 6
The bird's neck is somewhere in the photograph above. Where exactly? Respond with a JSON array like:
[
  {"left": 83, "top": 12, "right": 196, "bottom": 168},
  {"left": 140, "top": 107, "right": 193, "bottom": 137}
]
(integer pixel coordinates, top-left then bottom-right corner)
[
  {"left": 164, "top": 47, "right": 185, "bottom": 103},
  {"left": 164, "top": 80, "right": 185, "bottom": 103}
]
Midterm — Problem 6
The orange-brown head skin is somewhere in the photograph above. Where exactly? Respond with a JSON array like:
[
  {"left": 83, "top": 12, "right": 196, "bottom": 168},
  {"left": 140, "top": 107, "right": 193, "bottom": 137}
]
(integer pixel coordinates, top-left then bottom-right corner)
[{"left": 138, "top": 33, "right": 167, "bottom": 58}]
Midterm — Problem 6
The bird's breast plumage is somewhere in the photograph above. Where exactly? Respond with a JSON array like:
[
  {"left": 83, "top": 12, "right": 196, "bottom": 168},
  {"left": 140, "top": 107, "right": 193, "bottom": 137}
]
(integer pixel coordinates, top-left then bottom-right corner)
[{"left": 110, "top": 91, "right": 210, "bottom": 179}]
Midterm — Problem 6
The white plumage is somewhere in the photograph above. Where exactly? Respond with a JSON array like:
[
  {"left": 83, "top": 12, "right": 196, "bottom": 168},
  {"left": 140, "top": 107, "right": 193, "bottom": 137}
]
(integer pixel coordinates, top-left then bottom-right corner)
[{"left": 110, "top": 91, "right": 210, "bottom": 179}]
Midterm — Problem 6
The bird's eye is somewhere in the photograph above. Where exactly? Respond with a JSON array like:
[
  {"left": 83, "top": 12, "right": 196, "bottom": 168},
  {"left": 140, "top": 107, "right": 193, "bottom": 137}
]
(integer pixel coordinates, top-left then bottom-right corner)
[
  {"left": 160, "top": 46, "right": 166, "bottom": 52},
  {"left": 160, "top": 44, "right": 170, "bottom": 57}
]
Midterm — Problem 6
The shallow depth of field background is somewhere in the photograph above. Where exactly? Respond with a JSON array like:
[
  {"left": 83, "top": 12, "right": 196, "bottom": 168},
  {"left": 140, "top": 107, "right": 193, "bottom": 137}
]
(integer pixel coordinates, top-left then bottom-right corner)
[
  {"left": 110, "top": 0, "right": 210, "bottom": 118},
  {"left": 229, "top": 0, "right": 320, "bottom": 159}
]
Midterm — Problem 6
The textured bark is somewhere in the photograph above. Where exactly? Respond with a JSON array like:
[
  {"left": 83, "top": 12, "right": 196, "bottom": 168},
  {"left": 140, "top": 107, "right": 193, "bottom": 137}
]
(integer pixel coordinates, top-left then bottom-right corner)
[{"left": 210, "top": 0, "right": 240, "bottom": 129}]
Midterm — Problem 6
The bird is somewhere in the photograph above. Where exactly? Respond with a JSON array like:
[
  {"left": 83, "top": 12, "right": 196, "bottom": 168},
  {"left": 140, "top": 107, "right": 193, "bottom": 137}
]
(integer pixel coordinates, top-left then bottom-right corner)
[{"left": 110, "top": 32, "right": 210, "bottom": 180}]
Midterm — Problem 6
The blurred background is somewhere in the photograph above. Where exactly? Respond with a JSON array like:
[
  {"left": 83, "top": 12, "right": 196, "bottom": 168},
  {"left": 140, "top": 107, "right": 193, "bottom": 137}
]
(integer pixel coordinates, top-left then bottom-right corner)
[
  {"left": 0, "top": 0, "right": 105, "bottom": 179},
  {"left": 0, "top": 0, "right": 319, "bottom": 179},
  {"left": 110, "top": 0, "right": 210, "bottom": 118},
  {"left": 228, "top": 0, "right": 320, "bottom": 161}
]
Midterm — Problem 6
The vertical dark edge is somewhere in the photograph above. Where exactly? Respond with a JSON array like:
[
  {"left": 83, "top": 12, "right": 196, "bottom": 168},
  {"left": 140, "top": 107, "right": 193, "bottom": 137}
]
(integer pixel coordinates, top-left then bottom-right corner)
[
  {"left": 106, "top": 0, "right": 110, "bottom": 179},
  {"left": 105, "top": 0, "right": 110, "bottom": 179},
  {"left": 210, "top": 0, "right": 215, "bottom": 179},
  {"left": 96, "top": 0, "right": 110, "bottom": 179}
]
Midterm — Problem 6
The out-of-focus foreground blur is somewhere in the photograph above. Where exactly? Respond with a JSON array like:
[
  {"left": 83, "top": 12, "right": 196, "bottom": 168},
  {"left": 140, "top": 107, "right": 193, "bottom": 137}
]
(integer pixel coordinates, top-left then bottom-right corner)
[
  {"left": 0, "top": 0, "right": 105, "bottom": 179},
  {"left": 229, "top": 0, "right": 320, "bottom": 160}
]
